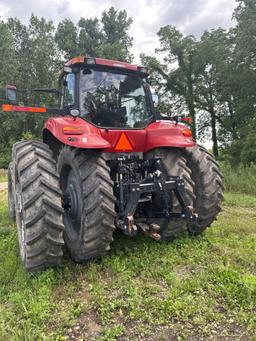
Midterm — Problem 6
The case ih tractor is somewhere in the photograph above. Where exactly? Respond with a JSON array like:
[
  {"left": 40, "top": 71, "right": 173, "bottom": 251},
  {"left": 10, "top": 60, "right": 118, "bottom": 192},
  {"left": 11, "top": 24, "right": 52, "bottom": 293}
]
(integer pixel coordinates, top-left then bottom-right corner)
[{"left": 2, "top": 56, "right": 224, "bottom": 272}]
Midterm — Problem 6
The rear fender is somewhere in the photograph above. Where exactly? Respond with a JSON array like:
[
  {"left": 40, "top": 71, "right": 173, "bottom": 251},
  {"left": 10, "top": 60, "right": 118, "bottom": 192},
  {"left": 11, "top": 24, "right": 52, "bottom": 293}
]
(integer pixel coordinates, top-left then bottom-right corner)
[
  {"left": 44, "top": 117, "right": 111, "bottom": 149},
  {"left": 144, "top": 121, "right": 196, "bottom": 152}
]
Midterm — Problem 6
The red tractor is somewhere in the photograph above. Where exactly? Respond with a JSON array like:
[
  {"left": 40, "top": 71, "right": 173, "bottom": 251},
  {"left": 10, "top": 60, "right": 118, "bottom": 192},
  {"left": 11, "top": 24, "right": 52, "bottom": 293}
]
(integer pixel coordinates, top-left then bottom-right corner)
[{"left": 3, "top": 56, "right": 224, "bottom": 272}]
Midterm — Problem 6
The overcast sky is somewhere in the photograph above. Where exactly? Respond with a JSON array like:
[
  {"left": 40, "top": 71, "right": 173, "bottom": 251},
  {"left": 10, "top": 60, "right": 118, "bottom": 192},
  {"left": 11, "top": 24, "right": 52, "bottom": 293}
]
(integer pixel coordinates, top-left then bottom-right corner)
[{"left": 0, "top": 0, "right": 237, "bottom": 62}]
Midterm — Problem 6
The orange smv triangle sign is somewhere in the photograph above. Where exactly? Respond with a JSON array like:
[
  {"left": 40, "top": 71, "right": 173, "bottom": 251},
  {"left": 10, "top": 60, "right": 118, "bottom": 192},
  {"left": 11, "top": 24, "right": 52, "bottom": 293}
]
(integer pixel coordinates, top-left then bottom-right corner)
[{"left": 114, "top": 132, "right": 133, "bottom": 151}]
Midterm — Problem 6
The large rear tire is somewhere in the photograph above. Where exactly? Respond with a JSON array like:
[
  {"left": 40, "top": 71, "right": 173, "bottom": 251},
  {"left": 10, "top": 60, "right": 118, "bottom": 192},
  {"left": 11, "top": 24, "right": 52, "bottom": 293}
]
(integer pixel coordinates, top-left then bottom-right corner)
[
  {"left": 145, "top": 148, "right": 195, "bottom": 241},
  {"left": 183, "top": 145, "right": 224, "bottom": 234},
  {"left": 13, "top": 141, "right": 64, "bottom": 272},
  {"left": 57, "top": 147, "right": 116, "bottom": 262}
]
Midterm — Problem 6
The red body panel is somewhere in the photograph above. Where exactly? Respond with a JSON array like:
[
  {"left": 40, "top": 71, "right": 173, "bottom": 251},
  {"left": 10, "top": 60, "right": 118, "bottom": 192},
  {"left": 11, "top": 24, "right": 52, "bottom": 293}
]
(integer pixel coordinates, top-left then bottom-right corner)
[
  {"left": 94, "top": 58, "right": 138, "bottom": 71},
  {"left": 145, "top": 121, "right": 195, "bottom": 151},
  {"left": 44, "top": 117, "right": 195, "bottom": 152},
  {"left": 44, "top": 117, "right": 111, "bottom": 149}
]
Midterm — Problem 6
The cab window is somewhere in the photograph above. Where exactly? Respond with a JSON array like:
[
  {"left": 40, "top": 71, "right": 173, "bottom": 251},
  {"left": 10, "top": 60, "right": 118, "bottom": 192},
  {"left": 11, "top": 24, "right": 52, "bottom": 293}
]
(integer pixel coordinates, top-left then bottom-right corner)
[{"left": 63, "top": 73, "right": 75, "bottom": 107}]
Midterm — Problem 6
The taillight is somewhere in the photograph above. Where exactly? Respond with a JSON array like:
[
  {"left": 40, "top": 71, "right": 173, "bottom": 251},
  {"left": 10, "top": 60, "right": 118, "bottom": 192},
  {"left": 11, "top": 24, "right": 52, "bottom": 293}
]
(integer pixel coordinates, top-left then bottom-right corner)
[{"left": 182, "top": 129, "right": 193, "bottom": 137}]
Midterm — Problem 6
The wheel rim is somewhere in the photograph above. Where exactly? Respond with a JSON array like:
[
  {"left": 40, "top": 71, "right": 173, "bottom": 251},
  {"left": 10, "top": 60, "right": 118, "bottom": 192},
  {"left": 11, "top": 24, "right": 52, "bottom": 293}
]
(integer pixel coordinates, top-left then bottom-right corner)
[{"left": 62, "top": 169, "right": 83, "bottom": 241}]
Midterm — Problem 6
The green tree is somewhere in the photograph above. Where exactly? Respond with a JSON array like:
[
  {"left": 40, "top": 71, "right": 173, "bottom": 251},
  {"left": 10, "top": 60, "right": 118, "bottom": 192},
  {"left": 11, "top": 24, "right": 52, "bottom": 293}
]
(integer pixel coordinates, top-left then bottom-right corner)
[
  {"left": 141, "top": 18, "right": 256, "bottom": 160},
  {"left": 100, "top": 7, "right": 133, "bottom": 61},
  {"left": 0, "top": 20, "right": 17, "bottom": 85},
  {"left": 78, "top": 18, "right": 103, "bottom": 57},
  {"left": 141, "top": 26, "right": 202, "bottom": 139},
  {"left": 0, "top": 20, "right": 19, "bottom": 167},
  {"left": 7, "top": 15, "right": 59, "bottom": 102},
  {"left": 55, "top": 19, "right": 79, "bottom": 60},
  {"left": 194, "top": 29, "right": 232, "bottom": 157},
  {"left": 0, "top": 16, "right": 60, "bottom": 167},
  {"left": 222, "top": 0, "right": 256, "bottom": 164},
  {"left": 55, "top": 7, "right": 133, "bottom": 62}
]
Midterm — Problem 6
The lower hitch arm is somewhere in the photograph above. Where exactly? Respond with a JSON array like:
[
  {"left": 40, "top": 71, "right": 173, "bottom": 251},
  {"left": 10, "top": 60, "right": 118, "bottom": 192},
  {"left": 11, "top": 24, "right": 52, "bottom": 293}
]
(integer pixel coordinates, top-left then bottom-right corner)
[{"left": 174, "top": 178, "right": 198, "bottom": 223}]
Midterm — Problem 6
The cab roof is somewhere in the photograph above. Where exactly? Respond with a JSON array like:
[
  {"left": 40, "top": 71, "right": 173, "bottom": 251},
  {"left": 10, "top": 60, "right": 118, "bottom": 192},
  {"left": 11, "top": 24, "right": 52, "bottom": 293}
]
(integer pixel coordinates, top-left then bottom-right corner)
[{"left": 64, "top": 56, "right": 147, "bottom": 73}]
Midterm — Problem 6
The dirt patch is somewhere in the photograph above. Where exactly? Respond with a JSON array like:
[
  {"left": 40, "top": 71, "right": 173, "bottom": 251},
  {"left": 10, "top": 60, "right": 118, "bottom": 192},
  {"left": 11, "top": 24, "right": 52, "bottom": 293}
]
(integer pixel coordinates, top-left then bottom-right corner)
[
  {"left": 49, "top": 273, "right": 103, "bottom": 340},
  {"left": 185, "top": 320, "right": 255, "bottom": 340},
  {"left": 66, "top": 310, "right": 102, "bottom": 341},
  {"left": 117, "top": 319, "right": 255, "bottom": 341}
]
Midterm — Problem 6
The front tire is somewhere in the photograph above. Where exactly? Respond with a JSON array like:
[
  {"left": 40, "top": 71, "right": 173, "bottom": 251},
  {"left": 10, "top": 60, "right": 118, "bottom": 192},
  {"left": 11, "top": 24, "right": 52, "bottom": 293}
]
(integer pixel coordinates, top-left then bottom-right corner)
[
  {"left": 13, "top": 141, "right": 64, "bottom": 272},
  {"left": 57, "top": 147, "right": 116, "bottom": 262}
]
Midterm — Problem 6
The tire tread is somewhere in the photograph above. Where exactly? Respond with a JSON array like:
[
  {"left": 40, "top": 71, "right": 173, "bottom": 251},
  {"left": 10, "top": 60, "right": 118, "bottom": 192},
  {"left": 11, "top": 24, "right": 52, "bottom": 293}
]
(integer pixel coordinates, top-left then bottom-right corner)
[{"left": 12, "top": 140, "right": 64, "bottom": 272}]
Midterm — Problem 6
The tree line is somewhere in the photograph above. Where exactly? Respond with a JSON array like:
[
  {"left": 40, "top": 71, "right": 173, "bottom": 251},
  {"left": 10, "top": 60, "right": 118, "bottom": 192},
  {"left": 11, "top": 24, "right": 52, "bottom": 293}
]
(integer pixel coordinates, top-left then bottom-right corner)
[
  {"left": 0, "top": 0, "right": 255, "bottom": 167},
  {"left": 142, "top": 0, "right": 256, "bottom": 164}
]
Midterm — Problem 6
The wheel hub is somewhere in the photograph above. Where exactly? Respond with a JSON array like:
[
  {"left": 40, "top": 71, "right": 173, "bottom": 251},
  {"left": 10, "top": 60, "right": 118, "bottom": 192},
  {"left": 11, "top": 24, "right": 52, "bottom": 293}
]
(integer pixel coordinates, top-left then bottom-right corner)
[{"left": 61, "top": 167, "right": 83, "bottom": 242}]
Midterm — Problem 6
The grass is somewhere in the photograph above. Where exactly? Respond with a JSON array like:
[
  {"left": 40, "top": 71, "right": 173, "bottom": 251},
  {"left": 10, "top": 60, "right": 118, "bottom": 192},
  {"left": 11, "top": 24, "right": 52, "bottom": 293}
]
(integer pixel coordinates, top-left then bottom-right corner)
[
  {"left": 221, "top": 162, "right": 256, "bottom": 196},
  {"left": 0, "top": 189, "right": 256, "bottom": 340},
  {"left": 0, "top": 169, "right": 7, "bottom": 183}
]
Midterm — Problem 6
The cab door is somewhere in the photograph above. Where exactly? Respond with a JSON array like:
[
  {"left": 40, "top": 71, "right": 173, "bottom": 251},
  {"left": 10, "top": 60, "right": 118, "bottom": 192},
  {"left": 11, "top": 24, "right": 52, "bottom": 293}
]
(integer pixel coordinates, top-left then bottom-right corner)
[{"left": 59, "top": 73, "right": 76, "bottom": 111}]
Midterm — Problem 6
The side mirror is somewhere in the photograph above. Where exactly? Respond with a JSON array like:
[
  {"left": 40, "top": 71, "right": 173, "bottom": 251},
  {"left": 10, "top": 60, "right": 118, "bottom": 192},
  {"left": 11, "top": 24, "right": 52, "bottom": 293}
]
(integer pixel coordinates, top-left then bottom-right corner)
[{"left": 6, "top": 84, "right": 17, "bottom": 103}]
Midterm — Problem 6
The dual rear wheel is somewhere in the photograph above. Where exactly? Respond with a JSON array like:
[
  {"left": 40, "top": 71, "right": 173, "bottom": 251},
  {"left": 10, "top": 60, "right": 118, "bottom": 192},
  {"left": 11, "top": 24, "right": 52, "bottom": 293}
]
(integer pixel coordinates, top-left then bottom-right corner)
[
  {"left": 8, "top": 141, "right": 224, "bottom": 271},
  {"left": 9, "top": 141, "right": 116, "bottom": 271},
  {"left": 147, "top": 146, "right": 224, "bottom": 240}
]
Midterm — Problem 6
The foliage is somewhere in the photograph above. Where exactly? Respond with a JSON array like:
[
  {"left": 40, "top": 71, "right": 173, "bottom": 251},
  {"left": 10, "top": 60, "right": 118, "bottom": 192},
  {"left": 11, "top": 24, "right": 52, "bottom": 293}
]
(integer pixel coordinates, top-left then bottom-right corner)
[
  {"left": 0, "top": 143, "right": 12, "bottom": 169},
  {"left": 55, "top": 7, "right": 133, "bottom": 62},
  {"left": 0, "top": 190, "right": 255, "bottom": 339},
  {"left": 142, "top": 0, "right": 256, "bottom": 161},
  {"left": 141, "top": 27, "right": 199, "bottom": 138},
  {"left": 221, "top": 161, "right": 256, "bottom": 195}
]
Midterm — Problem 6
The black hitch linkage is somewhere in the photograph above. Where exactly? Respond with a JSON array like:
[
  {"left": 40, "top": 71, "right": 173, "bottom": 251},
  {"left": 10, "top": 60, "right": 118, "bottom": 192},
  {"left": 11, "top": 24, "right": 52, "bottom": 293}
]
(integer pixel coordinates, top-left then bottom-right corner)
[{"left": 114, "top": 156, "right": 197, "bottom": 238}]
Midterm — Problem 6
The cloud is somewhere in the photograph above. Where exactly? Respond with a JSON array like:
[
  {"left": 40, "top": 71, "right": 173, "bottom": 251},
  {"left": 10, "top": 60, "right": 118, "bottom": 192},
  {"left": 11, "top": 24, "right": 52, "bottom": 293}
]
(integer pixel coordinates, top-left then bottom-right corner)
[
  {"left": 0, "top": 0, "right": 236, "bottom": 62},
  {"left": 177, "top": 0, "right": 237, "bottom": 37},
  {"left": 0, "top": 1, "right": 10, "bottom": 19}
]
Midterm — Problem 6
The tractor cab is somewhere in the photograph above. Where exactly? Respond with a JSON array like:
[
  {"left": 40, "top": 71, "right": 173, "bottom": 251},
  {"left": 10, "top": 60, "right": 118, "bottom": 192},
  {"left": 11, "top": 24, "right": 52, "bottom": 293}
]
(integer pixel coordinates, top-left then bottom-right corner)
[{"left": 60, "top": 57, "right": 154, "bottom": 129}]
